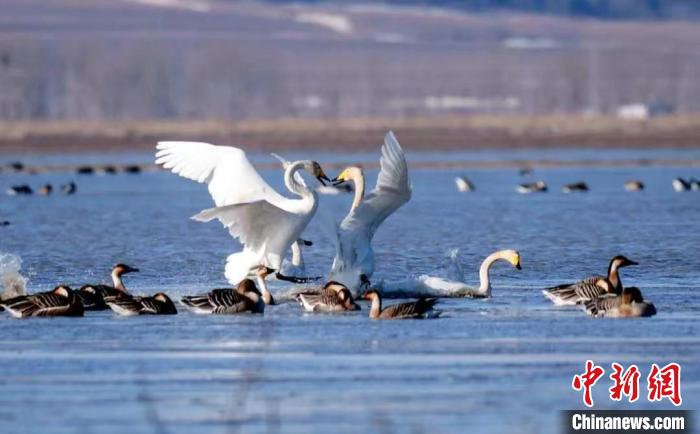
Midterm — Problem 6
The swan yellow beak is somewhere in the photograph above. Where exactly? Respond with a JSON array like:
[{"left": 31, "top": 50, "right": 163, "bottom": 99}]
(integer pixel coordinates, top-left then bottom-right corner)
[
  {"left": 332, "top": 168, "right": 349, "bottom": 185},
  {"left": 512, "top": 253, "right": 522, "bottom": 270}
]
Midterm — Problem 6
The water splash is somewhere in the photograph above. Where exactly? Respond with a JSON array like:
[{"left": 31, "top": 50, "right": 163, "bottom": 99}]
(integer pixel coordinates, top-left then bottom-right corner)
[{"left": 0, "top": 253, "right": 28, "bottom": 300}]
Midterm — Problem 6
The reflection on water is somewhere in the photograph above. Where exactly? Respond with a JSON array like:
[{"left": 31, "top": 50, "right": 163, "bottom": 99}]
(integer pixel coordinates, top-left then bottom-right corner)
[{"left": 0, "top": 149, "right": 698, "bottom": 433}]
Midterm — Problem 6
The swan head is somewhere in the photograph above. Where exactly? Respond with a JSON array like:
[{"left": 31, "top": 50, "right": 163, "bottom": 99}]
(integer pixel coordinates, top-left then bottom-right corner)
[
  {"left": 113, "top": 263, "right": 139, "bottom": 275},
  {"left": 610, "top": 255, "right": 637, "bottom": 270},
  {"left": 52, "top": 285, "right": 73, "bottom": 298},
  {"left": 304, "top": 161, "right": 330, "bottom": 186},
  {"left": 622, "top": 287, "right": 644, "bottom": 304},
  {"left": 332, "top": 166, "right": 362, "bottom": 186},
  {"left": 499, "top": 250, "right": 521, "bottom": 270}
]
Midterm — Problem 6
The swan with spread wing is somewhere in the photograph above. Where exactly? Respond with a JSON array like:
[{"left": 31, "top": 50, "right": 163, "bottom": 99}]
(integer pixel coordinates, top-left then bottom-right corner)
[
  {"left": 155, "top": 141, "right": 330, "bottom": 287},
  {"left": 329, "top": 131, "right": 412, "bottom": 290}
]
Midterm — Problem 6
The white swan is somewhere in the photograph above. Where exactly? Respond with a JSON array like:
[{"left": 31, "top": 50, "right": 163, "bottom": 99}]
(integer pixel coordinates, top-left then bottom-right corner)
[
  {"left": 379, "top": 250, "right": 521, "bottom": 298},
  {"left": 155, "top": 141, "right": 330, "bottom": 285},
  {"left": 328, "top": 131, "right": 411, "bottom": 290}
]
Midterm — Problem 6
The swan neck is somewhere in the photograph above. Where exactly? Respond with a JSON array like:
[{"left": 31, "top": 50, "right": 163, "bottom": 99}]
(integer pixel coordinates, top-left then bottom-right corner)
[
  {"left": 350, "top": 170, "right": 365, "bottom": 211},
  {"left": 478, "top": 252, "right": 506, "bottom": 296},
  {"left": 284, "top": 161, "right": 312, "bottom": 198}
]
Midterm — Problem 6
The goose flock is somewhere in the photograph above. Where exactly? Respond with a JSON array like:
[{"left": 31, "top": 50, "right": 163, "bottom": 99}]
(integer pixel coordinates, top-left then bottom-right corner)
[{"left": 0, "top": 131, "right": 669, "bottom": 320}]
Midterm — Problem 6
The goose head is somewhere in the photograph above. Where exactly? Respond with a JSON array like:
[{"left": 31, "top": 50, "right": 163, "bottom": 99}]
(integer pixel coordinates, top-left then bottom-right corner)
[
  {"left": 332, "top": 166, "right": 363, "bottom": 186},
  {"left": 362, "top": 290, "right": 380, "bottom": 302},
  {"left": 255, "top": 266, "right": 275, "bottom": 279},
  {"left": 79, "top": 285, "right": 97, "bottom": 295},
  {"left": 237, "top": 278, "right": 262, "bottom": 297},
  {"left": 153, "top": 292, "right": 172, "bottom": 303},
  {"left": 609, "top": 255, "right": 637, "bottom": 270},
  {"left": 324, "top": 281, "right": 347, "bottom": 293},
  {"left": 621, "top": 287, "right": 644, "bottom": 305},
  {"left": 338, "top": 288, "right": 360, "bottom": 311},
  {"left": 113, "top": 263, "right": 139, "bottom": 276},
  {"left": 304, "top": 161, "right": 330, "bottom": 186},
  {"left": 53, "top": 285, "right": 73, "bottom": 298}
]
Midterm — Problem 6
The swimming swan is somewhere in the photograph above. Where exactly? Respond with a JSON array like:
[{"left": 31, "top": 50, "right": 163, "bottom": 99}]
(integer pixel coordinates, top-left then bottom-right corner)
[{"left": 379, "top": 250, "right": 521, "bottom": 299}]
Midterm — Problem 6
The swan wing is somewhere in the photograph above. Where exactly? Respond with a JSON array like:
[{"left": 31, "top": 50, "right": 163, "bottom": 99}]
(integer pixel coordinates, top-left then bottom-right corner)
[
  {"left": 194, "top": 200, "right": 312, "bottom": 282},
  {"left": 340, "top": 131, "right": 411, "bottom": 235},
  {"left": 156, "top": 141, "right": 287, "bottom": 207}
]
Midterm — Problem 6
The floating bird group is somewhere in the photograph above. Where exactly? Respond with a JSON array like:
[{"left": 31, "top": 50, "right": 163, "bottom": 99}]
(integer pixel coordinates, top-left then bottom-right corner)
[
  {"left": 5, "top": 181, "right": 76, "bottom": 196},
  {"left": 543, "top": 255, "right": 655, "bottom": 318},
  {"left": 0, "top": 131, "right": 667, "bottom": 321},
  {"left": 452, "top": 171, "right": 694, "bottom": 194}
]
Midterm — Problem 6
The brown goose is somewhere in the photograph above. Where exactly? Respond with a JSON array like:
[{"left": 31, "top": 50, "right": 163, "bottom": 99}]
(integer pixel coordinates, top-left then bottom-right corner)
[
  {"left": 542, "top": 255, "right": 637, "bottom": 305},
  {"left": 180, "top": 279, "right": 264, "bottom": 314},
  {"left": 584, "top": 287, "right": 656, "bottom": 318},
  {"left": 297, "top": 281, "right": 360, "bottom": 312},
  {"left": 0, "top": 285, "right": 84, "bottom": 318},
  {"left": 108, "top": 293, "right": 177, "bottom": 316},
  {"left": 77, "top": 263, "right": 139, "bottom": 310},
  {"left": 362, "top": 290, "right": 439, "bottom": 320},
  {"left": 255, "top": 266, "right": 276, "bottom": 306}
]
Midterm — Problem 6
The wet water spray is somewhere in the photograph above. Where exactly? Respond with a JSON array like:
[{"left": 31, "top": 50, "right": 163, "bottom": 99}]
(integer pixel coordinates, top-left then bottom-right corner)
[{"left": 0, "top": 252, "right": 28, "bottom": 300}]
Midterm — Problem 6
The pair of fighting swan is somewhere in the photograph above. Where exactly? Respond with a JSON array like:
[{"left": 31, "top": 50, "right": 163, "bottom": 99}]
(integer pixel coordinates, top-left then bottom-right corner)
[{"left": 155, "top": 132, "right": 411, "bottom": 292}]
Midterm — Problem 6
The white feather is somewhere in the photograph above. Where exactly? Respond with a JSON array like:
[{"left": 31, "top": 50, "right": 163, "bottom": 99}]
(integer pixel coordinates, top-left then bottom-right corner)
[
  {"left": 329, "top": 131, "right": 412, "bottom": 290},
  {"left": 156, "top": 141, "right": 320, "bottom": 284}
]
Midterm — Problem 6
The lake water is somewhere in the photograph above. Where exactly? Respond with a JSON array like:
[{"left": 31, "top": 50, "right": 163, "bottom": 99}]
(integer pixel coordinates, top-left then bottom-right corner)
[{"left": 0, "top": 148, "right": 698, "bottom": 433}]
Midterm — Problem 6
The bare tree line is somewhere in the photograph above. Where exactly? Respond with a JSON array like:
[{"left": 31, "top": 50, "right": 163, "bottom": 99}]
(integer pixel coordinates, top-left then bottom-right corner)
[{"left": 1, "top": 4, "right": 700, "bottom": 121}]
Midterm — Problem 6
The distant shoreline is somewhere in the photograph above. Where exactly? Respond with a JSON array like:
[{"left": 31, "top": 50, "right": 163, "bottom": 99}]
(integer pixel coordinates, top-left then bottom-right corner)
[{"left": 1, "top": 115, "right": 700, "bottom": 156}]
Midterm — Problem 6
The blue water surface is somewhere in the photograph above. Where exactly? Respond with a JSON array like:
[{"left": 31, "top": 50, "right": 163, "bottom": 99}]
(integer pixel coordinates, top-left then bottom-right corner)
[{"left": 0, "top": 148, "right": 698, "bottom": 433}]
